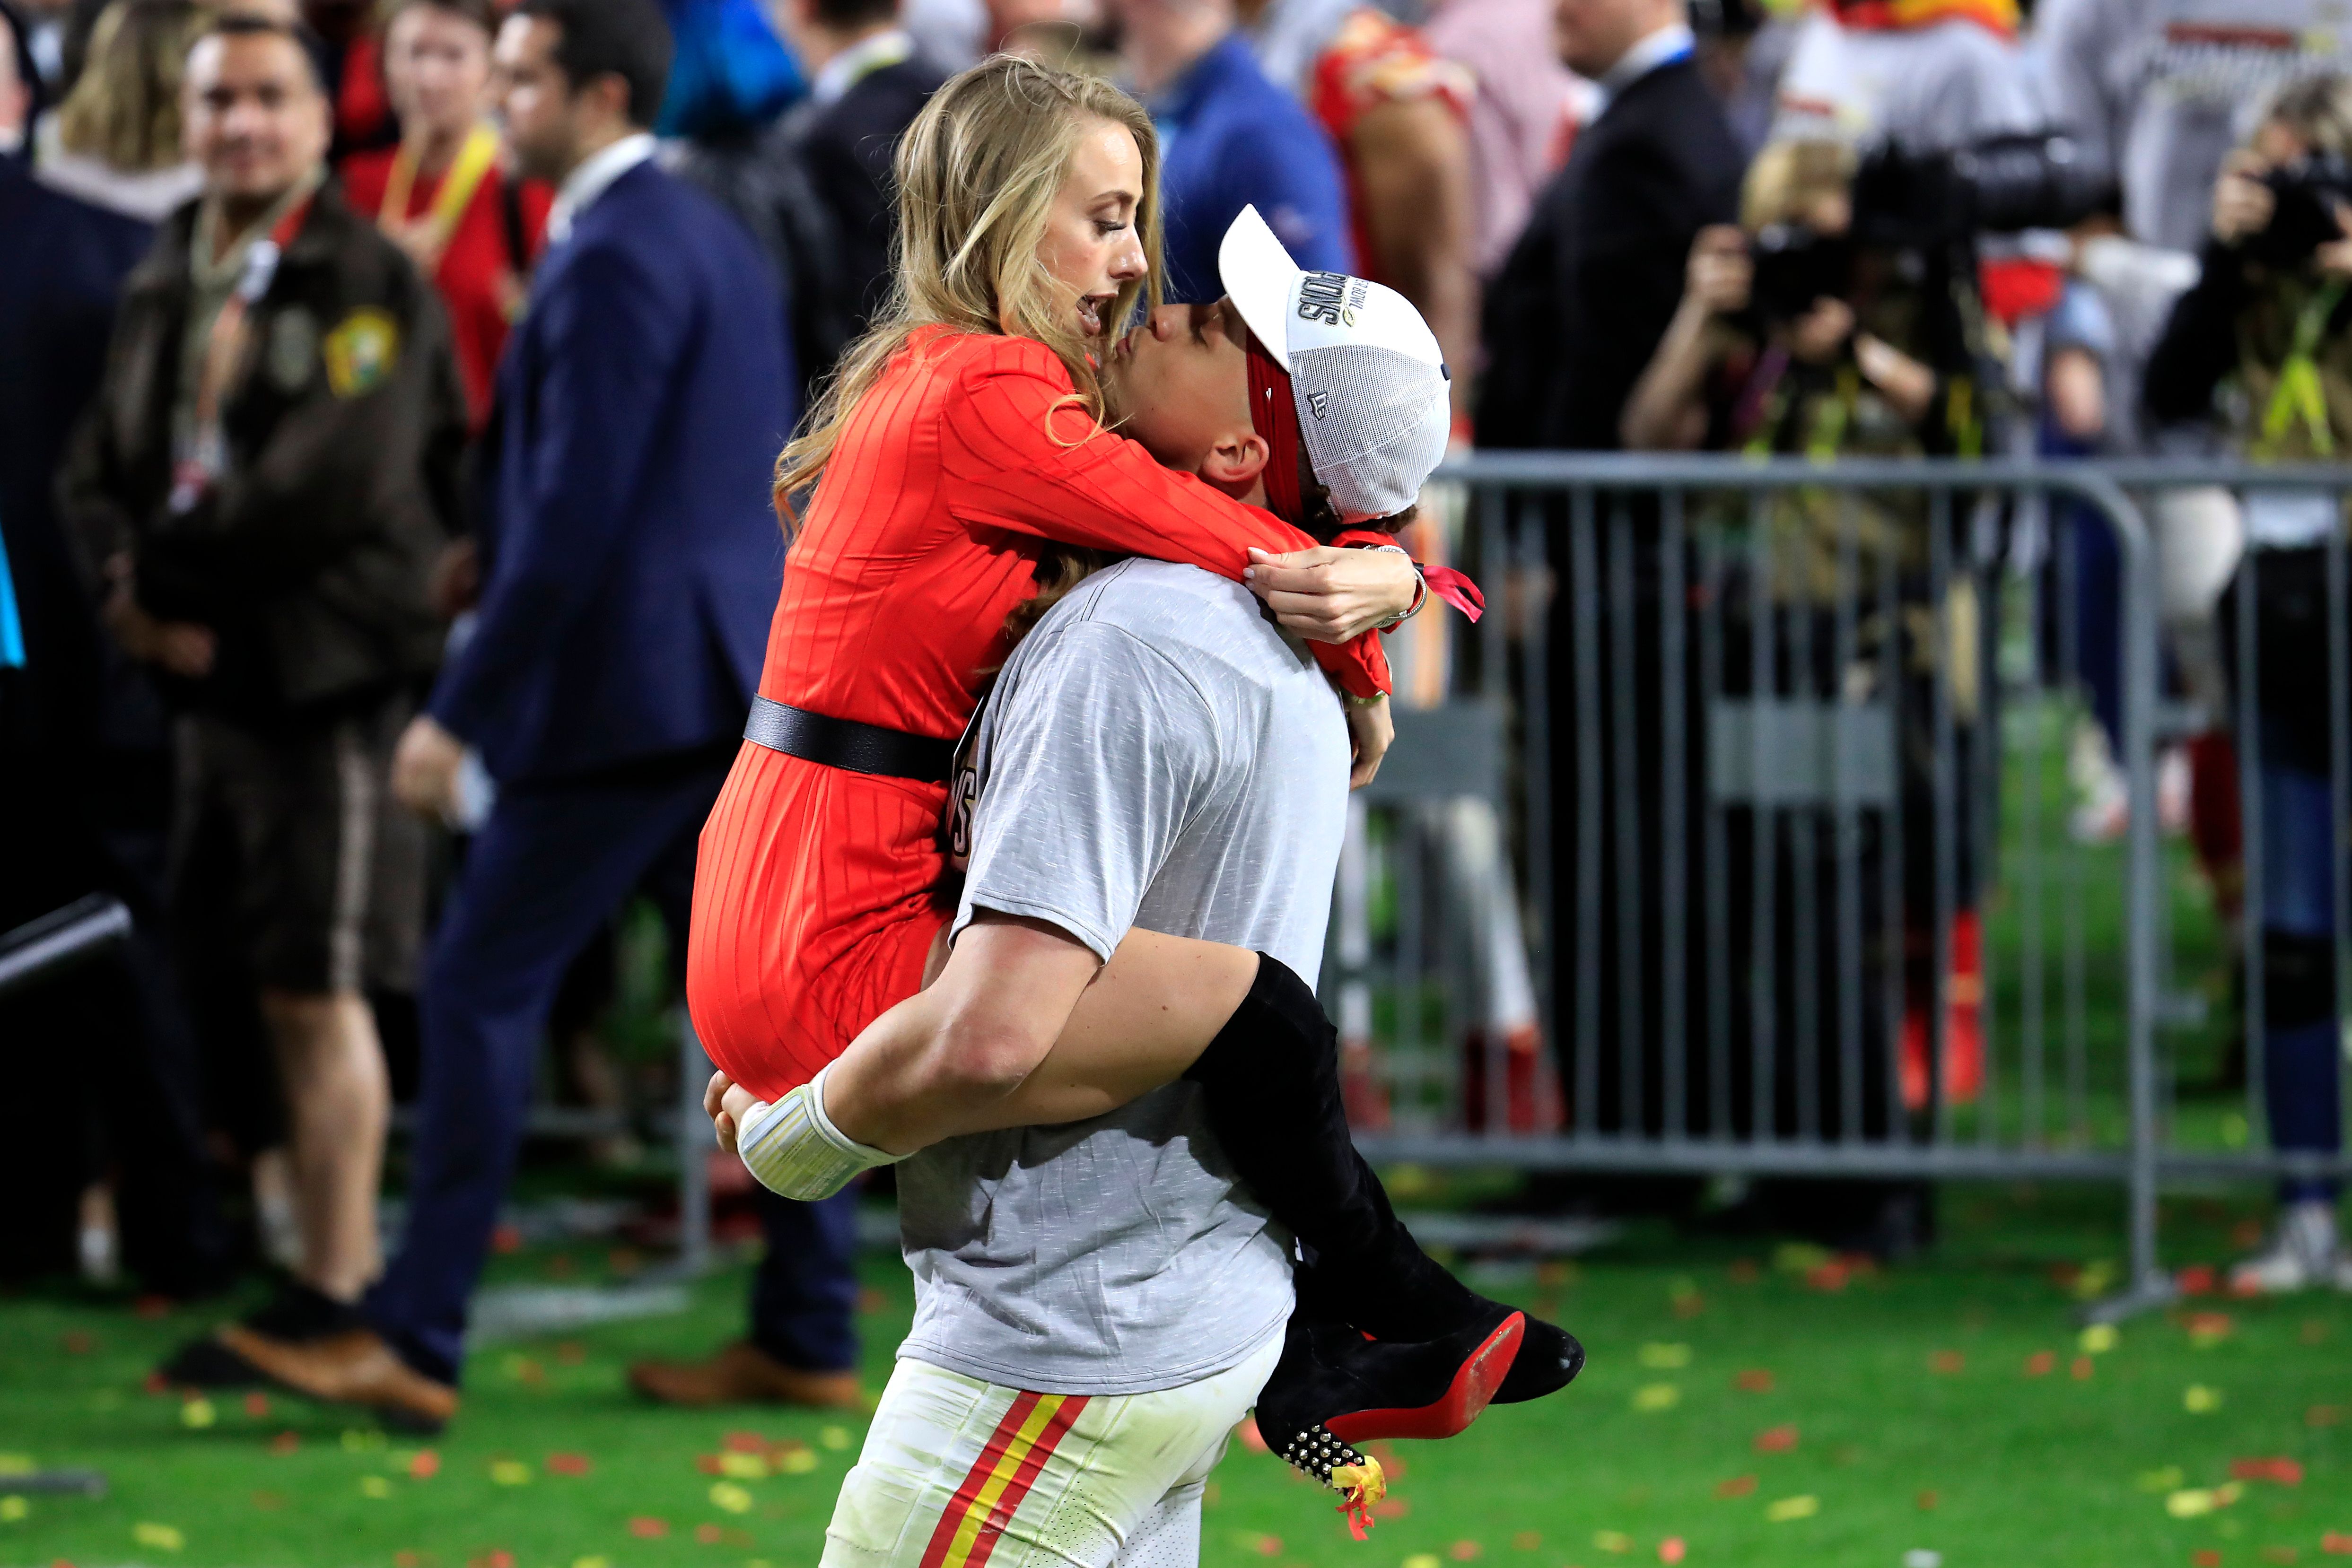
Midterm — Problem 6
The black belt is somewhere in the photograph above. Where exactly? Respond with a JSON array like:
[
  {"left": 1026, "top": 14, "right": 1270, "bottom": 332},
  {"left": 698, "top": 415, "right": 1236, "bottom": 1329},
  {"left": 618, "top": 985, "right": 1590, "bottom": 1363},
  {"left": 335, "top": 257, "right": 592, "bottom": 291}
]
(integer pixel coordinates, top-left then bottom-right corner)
[{"left": 742, "top": 695, "right": 956, "bottom": 784}]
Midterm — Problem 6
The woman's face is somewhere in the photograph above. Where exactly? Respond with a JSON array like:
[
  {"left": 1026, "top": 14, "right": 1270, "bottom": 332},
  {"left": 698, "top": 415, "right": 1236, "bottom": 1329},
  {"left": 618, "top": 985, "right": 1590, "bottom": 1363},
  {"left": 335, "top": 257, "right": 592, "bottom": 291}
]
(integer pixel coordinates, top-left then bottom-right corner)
[
  {"left": 1035, "top": 115, "right": 1148, "bottom": 340},
  {"left": 385, "top": 3, "right": 493, "bottom": 142}
]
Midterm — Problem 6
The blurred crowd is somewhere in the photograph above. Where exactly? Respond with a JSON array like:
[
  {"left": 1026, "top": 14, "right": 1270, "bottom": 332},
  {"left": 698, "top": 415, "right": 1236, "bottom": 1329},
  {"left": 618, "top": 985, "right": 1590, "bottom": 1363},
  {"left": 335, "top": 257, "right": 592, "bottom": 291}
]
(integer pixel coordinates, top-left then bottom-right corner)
[{"left": 5, "top": 0, "right": 2352, "bottom": 1413}]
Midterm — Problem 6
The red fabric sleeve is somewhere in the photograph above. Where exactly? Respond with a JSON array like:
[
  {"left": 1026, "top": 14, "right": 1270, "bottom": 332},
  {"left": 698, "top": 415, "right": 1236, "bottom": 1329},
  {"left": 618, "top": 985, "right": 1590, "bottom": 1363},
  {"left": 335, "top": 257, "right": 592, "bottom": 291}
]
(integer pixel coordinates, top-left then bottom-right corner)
[{"left": 936, "top": 337, "right": 1391, "bottom": 698}]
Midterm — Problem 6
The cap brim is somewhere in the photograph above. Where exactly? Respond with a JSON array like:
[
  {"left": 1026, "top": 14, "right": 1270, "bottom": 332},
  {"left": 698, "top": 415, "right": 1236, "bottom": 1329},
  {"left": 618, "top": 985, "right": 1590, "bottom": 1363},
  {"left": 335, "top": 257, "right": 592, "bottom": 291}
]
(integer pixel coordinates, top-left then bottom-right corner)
[{"left": 1218, "top": 205, "right": 1302, "bottom": 372}]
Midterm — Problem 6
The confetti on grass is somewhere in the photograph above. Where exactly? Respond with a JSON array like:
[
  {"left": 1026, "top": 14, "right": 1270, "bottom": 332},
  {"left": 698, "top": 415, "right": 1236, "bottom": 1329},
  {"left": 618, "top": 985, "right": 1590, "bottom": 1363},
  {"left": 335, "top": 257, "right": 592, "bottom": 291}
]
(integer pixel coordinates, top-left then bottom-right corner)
[
  {"left": 1754, "top": 1426, "right": 1799, "bottom": 1453},
  {"left": 180, "top": 1399, "right": 216, "bottom": 1429},
  {"left": 1657, "top": 1537, "right": 1686, "bottom": 1563},
  {"left": 709, "top": 1482, "right": 754, "bottom": 1514},
  {"left": 2231, "top": 1458, "right": 2305, "bottom": 1485},
  {"left": 629, "top": 1518, "right": 668, "bottom": 1539},
  {"left": 2024, "top": 1352, "right": 2055, "bottom": 1376},
  {"left": 1715, "top": 1475, "right": 1757, "bottom": 1499},
  {"left": 1633, "top": 1385, "right": 1680, "bottom": 1411},
  {"left": 2185, "top": 1386, "right": 2223, "bottom": 1414},
  {"left": 1592, "top": 1530, "right": 1631, "bottom": 1553},
  {"left": 133, "top": 1523, "right": 185, "bottom": 1551},
  {"left": 545, "top": 1453, "right": 588, "bottom": 1477},
  {"left": 2078, "top": 1324, "right": 2118, "bottom": 1355},
  {"left": 1929, "top": 1351, "right": 1964, "bottom": 1375},
  {"left": 0, "top": 1498, "right": 27, "bottom": 1523},
  {"left": 1765, "top": 1495, "right": 1819, "bottom": 1523},
  {"left": 1638, "top": 1344, "right": 1692, "bottom": 1370},
  {"left": 489, "top": 1461, "right": 532, "bottom": 1486},
  {"left": 1735, "top": 1369, "right": 1774, "bottom": 1393}
]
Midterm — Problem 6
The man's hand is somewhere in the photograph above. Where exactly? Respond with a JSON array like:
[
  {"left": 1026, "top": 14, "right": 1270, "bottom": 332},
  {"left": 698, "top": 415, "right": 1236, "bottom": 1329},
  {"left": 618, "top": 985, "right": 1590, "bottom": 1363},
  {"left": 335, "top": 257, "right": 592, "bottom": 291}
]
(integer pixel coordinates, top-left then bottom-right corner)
[
  {"left": 99, "top": 556, "right": 215, "bottom": 677},
  {"left": 1245, "top": 544, "right": 1417, "bottom": 643},
  {"left": 707, "top": 1070, "right": 760, "bottom": 1153},
  {"left": 1788, "top": 297, "right": 1857, "bottom": 365},
  {"left": 1346, "top": 694, "right": 1393, "bottom": 789},
  {"left": 392, "top": 714, "right": 466, "bottom": 820},
  {"left": 2212, "top": 150, "right": 2275, "bottom": 247},
  {"left": 1686, "top": 225, "right": 1752, "bottom": 318},
  {"left": 1855, "top": 332, "right": 1937, "bottom": 425}
]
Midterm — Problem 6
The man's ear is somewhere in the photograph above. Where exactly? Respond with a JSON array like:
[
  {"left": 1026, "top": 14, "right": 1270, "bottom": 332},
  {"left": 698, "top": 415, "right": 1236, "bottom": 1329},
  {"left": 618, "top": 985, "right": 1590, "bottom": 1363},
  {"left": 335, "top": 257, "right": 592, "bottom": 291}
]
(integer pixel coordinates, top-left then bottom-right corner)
[{"left": 1198, "top": 427, "right": 1269, "bottom": 496}]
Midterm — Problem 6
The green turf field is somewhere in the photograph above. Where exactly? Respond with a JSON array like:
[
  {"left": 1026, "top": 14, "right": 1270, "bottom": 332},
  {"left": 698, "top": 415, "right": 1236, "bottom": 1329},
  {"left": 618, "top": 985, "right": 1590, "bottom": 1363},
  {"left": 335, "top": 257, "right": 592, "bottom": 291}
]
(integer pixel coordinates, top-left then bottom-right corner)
[{"left": 4, "top": 1182, "right": 2348, "bottom": 1568}]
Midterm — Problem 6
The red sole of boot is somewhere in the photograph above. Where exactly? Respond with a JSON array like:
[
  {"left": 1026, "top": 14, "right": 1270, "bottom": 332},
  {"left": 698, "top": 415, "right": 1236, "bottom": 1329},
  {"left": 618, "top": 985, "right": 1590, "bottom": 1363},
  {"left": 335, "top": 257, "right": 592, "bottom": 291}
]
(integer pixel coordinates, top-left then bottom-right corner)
[{"left": 1327, "top": 1313, "right": 1525, "bottom": 1444}]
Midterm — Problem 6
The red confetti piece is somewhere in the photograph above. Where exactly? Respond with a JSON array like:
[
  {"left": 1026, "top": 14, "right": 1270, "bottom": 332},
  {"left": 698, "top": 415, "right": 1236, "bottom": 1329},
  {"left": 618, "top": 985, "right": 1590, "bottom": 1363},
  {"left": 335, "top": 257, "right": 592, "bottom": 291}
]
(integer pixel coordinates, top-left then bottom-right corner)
[
  {"left": 243, "top": 1393, "right": 270, "bottom": 1419},
  {"left": 2024, "top": 1352, "right": 2055, "bottom": 1376},
  {"left": 2230, "top": 1458, "right": 2304, "bottom": 1485},
  {"left": 142, "top": 1371, "right": 169, "bottom": 1396},
  {"left": 409, "top": 1451, "right": 440, "bottom": 1480},
  {"left": 1375, "top": 1498, "right": 1411, "bottom": 1520},
  {"left": 556, "top": 1342, "right": 585, "bottom": 1364},
  {"left": 627, "top": 1517, "right": 668, "bottom": 1539},
  {"left": 695, "top": 1524, "right": 725, "bottom": 1544},
  {"left": 1672, "top": 1294, "right": 1705, "bottom": 1320},
  {"left": 2177, "top": 1265, "right": 2216, "bottom": 1296},
  {"left": 1449, "top": 1542, "right": 1482, "bottom": 1561},
  {"left": 1754, "top": 1426, "right": 1799, "bottom": 1454},
  {"left": 61, "top": 1332, "right": 94, "bottom": 1355},
  {"left": 1916, "top": 1491, "right": 1939, "bottom": 1511},
  {"left": 269, "top": 1431, "right": 300, "bottom": 1456},
  {"left": 2227, "top": 1274, "right": 2263, "bottom": 1299},
  {"left": 2323, "top": 1535, "right": 2352, "bottom": 1556},
  {"left": 1364, "top": 1442, "right": 1407, "bottom": 1481},
  {"left": 1256, "top": 1534, "right": 1284, "bottom": 1556},
  {"left": 1658, "top": 1539, "right": 1687, "bottom": 1564},
  {"left": 1735, "top": 1369, "right": 1774, "bottom": 1393},
  {"left": 2231, "top": 1218, "right": 2265, "bottom": 1249},
  {"left": 1233, "top": 1418, "right": 1267, "bottom": 1453},
  {"left": 1512, "top": 1531, "right": 1541, "bottom": 1550},
  {"left": 723, "top": 1431, "right": 768, "bottom": 1454},
  {"left": 2264, "top": 1549, "right": 2301, "bottom": 1565},
  {"left": 695, "top": 1455, "right": 724, "bottom": 1475},
  {"left": 2071, "top": 1357, "right": 2094, "bottom": 1381},
  {"left": 1929, "top": 1350, "right": 1965, "bottom": 1374},
  {"left": 1805, "top": 1262, "right": 1851, "bottom": 1293},
  {"left": 2185, "top": 1311, "right": 2234, "bottom": 1339},
  {"left": 395, "top": 1552, "right": 422, "bottom": 1568},
  {"left": 2194, "top": 1552, "right": 2222, "bottom": 1568},
  {"left": 857, "top": 1287, "right": 888, "bottom": 1313},
  {"left": 251, "top": 1491, "right": 285, "bottom": 1511},
  {"left": 2312, "top": 1406, "right": 2348, "bottom": 1428},
  {"left": 544, "top": 1453, "right": 587, "bottom": 1476},
  {"left": 134, "top": 1295, "right": 172, "bottom": 1319},
  {"left": 1729, "top": 1259, "right": 1760, "bottom": 1283},
  {"left": 1715, "top": 1475, "right": 1757, "bottom": 1499},
  {"left": 473, "top": 1552, "right": 514, "bottom": 1568},
  {"left": 489, "top": 1225, "right": 522, "bottom": 1255}
]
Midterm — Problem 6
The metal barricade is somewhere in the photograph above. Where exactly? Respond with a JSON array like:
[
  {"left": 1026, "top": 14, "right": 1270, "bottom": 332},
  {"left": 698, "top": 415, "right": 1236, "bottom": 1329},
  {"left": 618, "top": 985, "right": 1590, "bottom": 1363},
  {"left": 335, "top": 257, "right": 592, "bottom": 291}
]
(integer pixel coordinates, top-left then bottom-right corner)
[{"left": 1329, "top": 454, "right": 2352, "bottom": 1319}]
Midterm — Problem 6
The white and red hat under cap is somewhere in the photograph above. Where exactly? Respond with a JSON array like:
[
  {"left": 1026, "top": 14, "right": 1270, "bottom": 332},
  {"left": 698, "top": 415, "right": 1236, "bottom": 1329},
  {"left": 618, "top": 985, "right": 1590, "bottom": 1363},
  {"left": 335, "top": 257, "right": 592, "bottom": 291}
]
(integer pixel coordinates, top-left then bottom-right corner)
[{"left": 1218, "top": 204, "right": 1452, "bottom": 524}]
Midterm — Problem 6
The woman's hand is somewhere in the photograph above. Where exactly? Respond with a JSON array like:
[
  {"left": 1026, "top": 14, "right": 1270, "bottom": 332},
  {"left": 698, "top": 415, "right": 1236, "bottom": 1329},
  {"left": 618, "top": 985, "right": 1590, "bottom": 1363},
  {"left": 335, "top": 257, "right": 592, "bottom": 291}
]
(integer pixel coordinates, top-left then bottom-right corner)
[
  {"left": 1246, "top": 544, "right": 1418, "bottom": 643},
  {"left": 1855, "top": 332, "right": 1937, "bottom": 425},
  {"left": 706, "top": 1070, "right": 760, "bottom": 1153},
  {"left": 2212, "top": 149, "right": 2275, "bottom": 247},
  {"left": 1685, "top": 225, "right": 1752, "bottom": 318},
  {"left": 1788, "top": 296, "right": 1856, "bottom": 365},
  {"left": 1346, "top": 695, "right": 1393, "bottom": 789}
]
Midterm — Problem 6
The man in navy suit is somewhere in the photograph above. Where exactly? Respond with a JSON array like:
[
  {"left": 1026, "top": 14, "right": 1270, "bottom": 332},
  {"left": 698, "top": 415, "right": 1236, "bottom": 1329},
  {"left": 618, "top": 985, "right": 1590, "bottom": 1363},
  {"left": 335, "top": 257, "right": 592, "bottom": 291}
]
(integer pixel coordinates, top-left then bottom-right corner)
[{"left": 224, "top": 0, "right": 814, "bottom": 1429}]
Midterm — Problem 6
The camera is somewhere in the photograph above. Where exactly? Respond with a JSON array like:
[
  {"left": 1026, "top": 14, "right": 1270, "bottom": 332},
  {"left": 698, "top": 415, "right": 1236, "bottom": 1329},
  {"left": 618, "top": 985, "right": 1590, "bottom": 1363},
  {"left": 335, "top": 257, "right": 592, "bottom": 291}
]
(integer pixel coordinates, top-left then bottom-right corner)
[
  {"left": 2249, "top": 154, "right": 2352, "bottom": 268},
  {"left": 1749, "top": 224, "right": 1854, "bottom": 322},
  {"left": 1849, "top": 133, "right": 2115, "bottom": 252}
]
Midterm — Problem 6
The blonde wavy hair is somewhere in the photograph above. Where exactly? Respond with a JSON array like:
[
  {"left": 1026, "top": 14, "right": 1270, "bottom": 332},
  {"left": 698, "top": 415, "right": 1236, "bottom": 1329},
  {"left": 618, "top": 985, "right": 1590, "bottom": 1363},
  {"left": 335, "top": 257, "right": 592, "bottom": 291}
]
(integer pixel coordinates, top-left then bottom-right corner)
[
  {"left": 57, "top": 0, "right": 212, "bottom": 173},
  {"left": 773, "top": 55, "right": 1163, "bottom": 518}
]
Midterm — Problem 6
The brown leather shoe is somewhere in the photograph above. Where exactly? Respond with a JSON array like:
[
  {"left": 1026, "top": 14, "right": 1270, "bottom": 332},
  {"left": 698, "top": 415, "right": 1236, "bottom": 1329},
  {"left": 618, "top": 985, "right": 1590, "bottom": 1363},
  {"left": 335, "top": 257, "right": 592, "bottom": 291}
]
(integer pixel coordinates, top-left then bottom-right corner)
[
  {"left": 628, "top": 1341, "right": 862, "bottom": 1409},
  {"left": 219, "top": 1325, "right": 459, "bottom": 1434}
]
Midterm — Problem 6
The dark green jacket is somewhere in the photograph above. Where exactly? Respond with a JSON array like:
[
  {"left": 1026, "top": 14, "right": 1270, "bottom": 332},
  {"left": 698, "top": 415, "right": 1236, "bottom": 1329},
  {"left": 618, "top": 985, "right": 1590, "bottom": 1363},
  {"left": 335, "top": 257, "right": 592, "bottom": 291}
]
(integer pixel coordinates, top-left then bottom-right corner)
[{"left": 59, "top": 179, "right": 467, "bottom": 719}]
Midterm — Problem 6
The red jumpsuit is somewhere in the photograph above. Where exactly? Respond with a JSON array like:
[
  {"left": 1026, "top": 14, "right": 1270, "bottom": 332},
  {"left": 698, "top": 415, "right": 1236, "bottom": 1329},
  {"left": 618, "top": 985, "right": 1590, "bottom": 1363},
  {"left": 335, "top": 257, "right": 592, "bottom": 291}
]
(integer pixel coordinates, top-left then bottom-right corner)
[{"left": 686, "top": 326, "right": 1391, "bottom": 1100}]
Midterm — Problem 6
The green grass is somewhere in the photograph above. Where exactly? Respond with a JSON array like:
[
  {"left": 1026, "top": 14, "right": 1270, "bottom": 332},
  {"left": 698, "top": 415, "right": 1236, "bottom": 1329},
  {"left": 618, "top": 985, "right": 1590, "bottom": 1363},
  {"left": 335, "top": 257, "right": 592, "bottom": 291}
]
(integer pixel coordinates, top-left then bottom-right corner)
[{"left": 6, "top": 1184, "right": 2351, "bottom": 1568}]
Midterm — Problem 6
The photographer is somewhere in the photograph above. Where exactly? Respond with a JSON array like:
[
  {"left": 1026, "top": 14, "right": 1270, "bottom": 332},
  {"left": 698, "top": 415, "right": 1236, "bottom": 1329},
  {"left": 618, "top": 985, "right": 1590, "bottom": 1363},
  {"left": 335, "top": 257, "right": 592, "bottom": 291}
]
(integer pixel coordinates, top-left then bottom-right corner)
[{"left": 2147, "top": 73, "right": 2352, "bottom": 1293}]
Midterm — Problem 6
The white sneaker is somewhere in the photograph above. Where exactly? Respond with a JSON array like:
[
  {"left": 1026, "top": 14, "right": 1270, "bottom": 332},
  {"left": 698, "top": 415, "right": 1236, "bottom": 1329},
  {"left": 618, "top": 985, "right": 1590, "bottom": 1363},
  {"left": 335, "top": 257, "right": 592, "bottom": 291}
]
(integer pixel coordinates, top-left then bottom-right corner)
[{"left": 2229, "top": 1202, "right": 2351, "bottom": 1294}]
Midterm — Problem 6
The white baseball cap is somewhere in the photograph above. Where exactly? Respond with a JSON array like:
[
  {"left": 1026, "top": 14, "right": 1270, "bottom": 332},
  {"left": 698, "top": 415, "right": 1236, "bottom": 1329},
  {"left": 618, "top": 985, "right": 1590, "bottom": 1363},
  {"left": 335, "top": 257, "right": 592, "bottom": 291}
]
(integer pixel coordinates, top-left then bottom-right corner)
[{"left": 1218, "top": 204, "right": 1452, "bottom": 524}]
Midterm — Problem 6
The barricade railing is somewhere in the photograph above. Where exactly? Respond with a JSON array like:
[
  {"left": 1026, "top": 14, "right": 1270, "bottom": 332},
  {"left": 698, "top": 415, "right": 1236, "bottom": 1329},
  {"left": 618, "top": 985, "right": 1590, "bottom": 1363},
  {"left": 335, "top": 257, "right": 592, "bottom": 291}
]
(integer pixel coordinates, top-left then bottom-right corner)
[{"left": 1329, "top": 454, "right": 2352, "bottom": 1319}]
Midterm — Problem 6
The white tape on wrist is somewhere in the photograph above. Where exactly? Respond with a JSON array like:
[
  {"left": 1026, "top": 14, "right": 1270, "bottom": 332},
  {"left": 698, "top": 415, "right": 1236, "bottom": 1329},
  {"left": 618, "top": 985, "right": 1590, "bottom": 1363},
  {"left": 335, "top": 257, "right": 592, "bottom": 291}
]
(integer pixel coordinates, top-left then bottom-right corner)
[{"left": 734, "top": 1064, "right": 902, "bottom": 1201}]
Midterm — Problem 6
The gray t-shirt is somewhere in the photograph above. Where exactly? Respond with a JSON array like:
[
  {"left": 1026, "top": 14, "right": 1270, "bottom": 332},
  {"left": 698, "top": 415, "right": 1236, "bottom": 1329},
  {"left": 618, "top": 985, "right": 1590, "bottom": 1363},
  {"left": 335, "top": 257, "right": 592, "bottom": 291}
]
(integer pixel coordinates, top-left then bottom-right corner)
[{"left": 895, "top": 558, "right": 1351, "bottom": 1397}]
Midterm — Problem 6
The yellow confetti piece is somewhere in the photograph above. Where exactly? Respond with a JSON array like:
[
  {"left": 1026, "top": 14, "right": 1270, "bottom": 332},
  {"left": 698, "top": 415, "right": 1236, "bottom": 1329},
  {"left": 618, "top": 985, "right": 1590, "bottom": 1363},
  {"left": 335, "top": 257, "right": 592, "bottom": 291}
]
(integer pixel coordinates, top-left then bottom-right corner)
[
  {"left": 2167, "top": 1490, "right": 2215, "bottom": 1518},
  {"left": 2071, "top": 1261, "right": 2117, "bottom": 1301},
  {"left": 2136, "top": 1467, "right": 2184, "bottom": 1492},
  {"left": 1638, "top": 1343, "right": 1694, "bottom": 1370},
  {"left": 180, "top": 1398, "right": 217, "bottom": 1429},
  {"left": 1766, "top": 1495, "right": 1820, "bottom": 1523},
  {"left": 1405, "top": 1557, "right": 1442, "bottom": 1568},
  {"left": 2078, "top": 1324, "right": 2118, "bottom": 1355},
  {"left": 1, "top": 1497, "right": 28, "bottom": 1523},
  {"left": 1633, "top": 1384, "right": 1681, "bottom": 1411},
  {"left": 361, "top": 1477, "right": 393, "bottom": 1499},
  {"left": 778, "top": 1448, "right": 819, "bottom": 1475},
  {"left": 710, "top": 1481, "right": 754, "bottom": 1514},
  {"left": 821, "top": 1427, "right": 852, "bottom": 1451},
  {"left": 2214, "top": 1482, "right": 2244, "bottom": 1506},
  {"left": 1773, "top": 1242, "right": 1833, "bottom": 1275},
  {"left": 573, "top": 1557, "right": 611, "bottom": 1568},
  {"left": 2185, "top": 1385, "right": 2223, "bottom": 1414},
  {"left": 0, "top": 1456, "right": 33, "bottom": 1477},
  {"left": 718, "top": 1452, "right": 767, "bottom": 1479},
  {"left": 1593, "top": 1530, "right": 1632, "bottom": 1553},
  {"left": 490, "top": 1461, "right": 533, "bottom": 1486},
  {"left": 134, "top": 1522, "right": 186, "bottom": 1551}
]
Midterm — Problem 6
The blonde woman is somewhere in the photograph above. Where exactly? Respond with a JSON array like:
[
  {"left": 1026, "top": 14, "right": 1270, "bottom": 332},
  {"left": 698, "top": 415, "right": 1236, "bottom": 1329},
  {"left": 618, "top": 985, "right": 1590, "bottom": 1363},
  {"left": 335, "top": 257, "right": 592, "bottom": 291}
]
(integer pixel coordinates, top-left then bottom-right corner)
[
  {"left": 35, "top": 0, "right": 208, "bottom": 221},
  {"left": 687, "top": 53, "right": 1571, "bottom": 1449}
]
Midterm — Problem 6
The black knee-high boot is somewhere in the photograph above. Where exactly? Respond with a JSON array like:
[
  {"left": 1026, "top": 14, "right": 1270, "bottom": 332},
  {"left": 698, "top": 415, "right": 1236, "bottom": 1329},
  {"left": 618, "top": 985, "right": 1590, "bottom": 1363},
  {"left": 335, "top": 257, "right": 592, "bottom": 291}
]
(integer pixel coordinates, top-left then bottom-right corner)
[{"left": 1184, "top": 955, "right": 1582, "bottom": 1405}]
